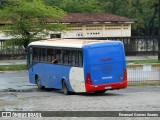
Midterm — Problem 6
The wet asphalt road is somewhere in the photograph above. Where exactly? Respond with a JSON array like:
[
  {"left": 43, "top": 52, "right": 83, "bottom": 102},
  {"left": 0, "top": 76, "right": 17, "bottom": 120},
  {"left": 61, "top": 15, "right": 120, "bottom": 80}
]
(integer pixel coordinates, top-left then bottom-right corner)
[
  {"left": 0, "top": 71, "right": 160, "bottom": 120},
  {"left": 0, "top": 71, "right": 36, "bottom": 91}
]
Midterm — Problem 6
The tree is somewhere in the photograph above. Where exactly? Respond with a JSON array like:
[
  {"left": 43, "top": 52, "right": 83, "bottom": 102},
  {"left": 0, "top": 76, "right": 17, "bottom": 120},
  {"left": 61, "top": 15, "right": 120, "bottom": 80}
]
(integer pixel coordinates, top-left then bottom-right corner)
[
  {"left": 44, "top": 0, "right": 102, "bottom": 13},
  {"left": 97, "top": 0, "right": 159, "bottom": 36},
  {"left": 0, "top": 0, "right": 66, "bottom": 48},
  {"left": 44, "top": 0, "right": 159, "bottom": 36}
]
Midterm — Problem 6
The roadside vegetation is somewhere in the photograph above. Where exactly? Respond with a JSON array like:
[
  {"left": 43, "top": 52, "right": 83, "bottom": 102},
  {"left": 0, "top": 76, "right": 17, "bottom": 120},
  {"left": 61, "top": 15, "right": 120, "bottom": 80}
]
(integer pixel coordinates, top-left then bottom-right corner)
[
  {"left": 0, "top": 0, "right": 66, "bottom": 48},
  {"left": 0, "top": 0, "right": 159, "bottom": 47},
  {"left": 0, "top": 64, "right": 26, "bottom": 71},
  {"left": 130, "top": 81, "right": 160, "bottom": 86},
  {"left": 132, "top": 60, "right": 160, "bottom": 64},
  {"left": 0, "top": 60, "right": 160, "bottom": 71}
]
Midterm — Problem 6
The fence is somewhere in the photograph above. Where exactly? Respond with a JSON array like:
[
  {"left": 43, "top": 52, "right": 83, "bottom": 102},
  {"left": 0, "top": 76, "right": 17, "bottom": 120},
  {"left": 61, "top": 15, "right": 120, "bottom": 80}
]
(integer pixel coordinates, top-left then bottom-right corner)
[
  {"left": 127, "top": 64, "right": 160, "bottom": 85},
  {"left": 0, "top": 36, "right": 159, "bottom": 59},
  {"left": 0, "top": 39, "right": 26, "bottom": 59},
  {"left": 99, "top": 36, "right": 159, "bottom": 55}
]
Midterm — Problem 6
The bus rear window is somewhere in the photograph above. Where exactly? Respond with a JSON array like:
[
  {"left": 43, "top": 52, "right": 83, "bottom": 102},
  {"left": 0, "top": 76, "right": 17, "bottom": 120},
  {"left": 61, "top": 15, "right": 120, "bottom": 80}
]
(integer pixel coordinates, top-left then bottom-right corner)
[{"left": 88, "top": 46, "right": 123, "bottom": 64}]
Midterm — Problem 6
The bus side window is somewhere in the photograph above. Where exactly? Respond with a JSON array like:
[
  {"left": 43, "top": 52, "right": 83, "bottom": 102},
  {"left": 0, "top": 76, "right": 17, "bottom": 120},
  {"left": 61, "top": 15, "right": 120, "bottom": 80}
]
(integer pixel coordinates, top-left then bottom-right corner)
[
  {"left": 32, "top": 48, "right": 36, "bottom": 62},
  {"left": 33, "top": 48, "right": 40, "bottom": 62},
  {"left": 71, "top": 50, "right": 78, "bottom": 66},
  {"left": 47, "top": 48, "right": 55, "bottom": 63},
  {"left": 27, "top": 47, "right": 32, "bottom": 65},
  {"left": 63, "top": 49, "right": 71, "bottom": 65},
  {"left": 78, "top": 51, "right": 83, "bottom": 67},
  {"left": 71, "top": 50, "right": 83, "bottom": 67},
  {"left": 40, "top": 48, "right": 46, "bottom": 62},
  {"left": 75, "top": 51, "right": 79, "bottom": 66},
  {"left": 55, "top": 49, "right": 62, "bottom": 64},
  {"left": 71, "top": 50, "right": 75, "bottom": 66},
  {"left": 68, "top": 50, "right": 72, "bottom": 65},
  {"left": 63, "top": 49, "right": 67, "bottom": 65}
]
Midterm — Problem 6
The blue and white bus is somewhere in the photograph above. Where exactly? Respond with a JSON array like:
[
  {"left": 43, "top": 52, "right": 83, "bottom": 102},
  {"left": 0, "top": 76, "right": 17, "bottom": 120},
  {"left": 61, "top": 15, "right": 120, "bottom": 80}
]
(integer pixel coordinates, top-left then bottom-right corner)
[{"left": 27, "top": 39, "right": 127, "bottom": 95}]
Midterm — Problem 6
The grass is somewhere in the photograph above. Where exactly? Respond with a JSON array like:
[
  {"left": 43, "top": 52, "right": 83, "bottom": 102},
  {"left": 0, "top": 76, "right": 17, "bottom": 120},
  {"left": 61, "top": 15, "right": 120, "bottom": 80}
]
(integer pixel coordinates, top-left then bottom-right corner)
[
  {"left": 0, "top": 60, "right": 159, "bottom": 71},
  {"left": 129, "top": 83, "right": 153, "bottom": 86},
  {"left": 129, "top": 82, "right": 160, "bottom": 86},
  {"left": 0, "top": 64, "right": 27, "bottom": 71},
  {"left": 133, "top": 60, "right": 160, "bottom": 64}
]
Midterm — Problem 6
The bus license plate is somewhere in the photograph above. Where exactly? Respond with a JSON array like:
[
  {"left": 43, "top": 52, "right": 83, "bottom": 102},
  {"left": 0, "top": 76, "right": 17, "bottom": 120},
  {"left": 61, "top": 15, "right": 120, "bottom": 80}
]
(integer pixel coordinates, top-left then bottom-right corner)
[{"left": 105, "top": 86, "right": 112, "bottom": 89}]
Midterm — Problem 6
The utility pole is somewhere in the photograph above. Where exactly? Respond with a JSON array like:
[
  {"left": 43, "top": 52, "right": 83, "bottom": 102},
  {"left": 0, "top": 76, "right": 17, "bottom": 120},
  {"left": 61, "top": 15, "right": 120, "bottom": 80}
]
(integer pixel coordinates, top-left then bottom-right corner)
[{"left": 158, "top": 0, "right": 160, "bottom": 60}]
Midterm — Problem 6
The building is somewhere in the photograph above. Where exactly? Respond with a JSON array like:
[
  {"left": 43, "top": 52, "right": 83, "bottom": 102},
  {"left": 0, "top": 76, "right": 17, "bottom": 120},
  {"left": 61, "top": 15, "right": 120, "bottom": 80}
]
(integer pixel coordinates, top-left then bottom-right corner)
[
  {"left": 47, "top": 13, "right": 134, "bottom": 39},
  {"left": 0, "top": 13, "right": 134, "bottom": 40}
]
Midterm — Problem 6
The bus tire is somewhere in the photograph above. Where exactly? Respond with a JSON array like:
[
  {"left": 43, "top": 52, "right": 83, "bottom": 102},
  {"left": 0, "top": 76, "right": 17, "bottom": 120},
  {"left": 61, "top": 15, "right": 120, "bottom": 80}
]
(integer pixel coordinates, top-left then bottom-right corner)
[
  {"left": 62, "top": 81, "right": 69, "bottom": 95},
  {"left": 36, "top": 76, "right": 44, "bottom": 89}
]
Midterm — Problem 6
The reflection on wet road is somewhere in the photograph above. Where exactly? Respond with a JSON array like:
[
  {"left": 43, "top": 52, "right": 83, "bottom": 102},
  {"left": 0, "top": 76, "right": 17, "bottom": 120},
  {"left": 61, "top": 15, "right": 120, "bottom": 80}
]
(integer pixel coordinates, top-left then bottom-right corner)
[{"left": 0, "top": 71, "right": 36, "bottom": 91}]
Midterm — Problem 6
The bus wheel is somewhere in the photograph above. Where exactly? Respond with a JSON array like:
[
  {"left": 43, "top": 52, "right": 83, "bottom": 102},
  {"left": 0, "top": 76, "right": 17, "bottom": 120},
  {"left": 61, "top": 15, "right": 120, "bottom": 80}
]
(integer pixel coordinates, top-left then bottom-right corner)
[
  {"left": 62, "top": 81, "right": 69, "bottom": 95},
  {"left": 36, "top": 76, "right": 44, "bottom": 89}
]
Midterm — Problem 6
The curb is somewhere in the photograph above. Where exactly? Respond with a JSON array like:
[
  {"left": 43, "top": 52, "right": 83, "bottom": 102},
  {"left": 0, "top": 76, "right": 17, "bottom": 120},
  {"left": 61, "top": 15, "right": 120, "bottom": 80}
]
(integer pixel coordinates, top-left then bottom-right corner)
[{"left": 0, "top": 70, "right": 27, "bottom": 73}]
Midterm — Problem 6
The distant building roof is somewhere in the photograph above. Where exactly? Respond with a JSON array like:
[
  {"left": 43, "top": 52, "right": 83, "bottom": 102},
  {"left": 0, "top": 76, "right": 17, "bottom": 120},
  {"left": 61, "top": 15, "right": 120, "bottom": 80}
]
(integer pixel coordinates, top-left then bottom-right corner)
[{"left": 46, "top": 13, "right": 134, "bottom": 24}]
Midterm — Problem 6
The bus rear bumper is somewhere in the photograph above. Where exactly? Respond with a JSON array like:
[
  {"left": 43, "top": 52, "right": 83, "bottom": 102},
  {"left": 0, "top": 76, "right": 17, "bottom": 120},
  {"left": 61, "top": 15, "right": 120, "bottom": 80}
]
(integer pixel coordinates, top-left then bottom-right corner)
[{"left": 85, "top": 81, "right": 128, "bottom": 92}]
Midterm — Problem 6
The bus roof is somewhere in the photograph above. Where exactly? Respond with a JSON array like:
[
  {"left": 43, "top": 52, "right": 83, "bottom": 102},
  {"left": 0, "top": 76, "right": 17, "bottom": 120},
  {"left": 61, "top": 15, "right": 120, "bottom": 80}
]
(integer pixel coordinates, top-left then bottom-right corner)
[{"left": 28, "top": 38, "right": 118, "bottom": 48}]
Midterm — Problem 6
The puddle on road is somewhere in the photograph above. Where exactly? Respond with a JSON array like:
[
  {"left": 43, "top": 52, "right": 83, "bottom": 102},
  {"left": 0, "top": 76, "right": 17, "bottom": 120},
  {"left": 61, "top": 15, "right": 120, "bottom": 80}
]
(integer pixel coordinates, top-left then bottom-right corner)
[
  {"left": 0, "top": 94, "right": 17, "bottom": 100},
  {"left": 0, "top": 87, "right": 62, "bottom": 93},
  {"left": 0, "top": 86, "right": 38, "bottom": 93}
]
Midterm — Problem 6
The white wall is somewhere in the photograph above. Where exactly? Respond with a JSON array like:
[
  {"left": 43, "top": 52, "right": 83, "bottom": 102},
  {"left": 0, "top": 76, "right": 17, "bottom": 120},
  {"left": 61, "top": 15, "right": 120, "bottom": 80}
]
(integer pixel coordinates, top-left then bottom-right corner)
[
  {"left": 0, "top": 23, "right": 132, "bottom": 40},
  {"left": 60, "top": 23, "right": 132, "bottom": 38}
]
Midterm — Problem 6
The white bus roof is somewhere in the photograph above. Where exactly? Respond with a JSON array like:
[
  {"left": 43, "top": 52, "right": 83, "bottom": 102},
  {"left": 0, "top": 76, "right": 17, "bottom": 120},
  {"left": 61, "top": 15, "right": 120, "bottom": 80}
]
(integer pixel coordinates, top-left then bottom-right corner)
[{"left": 28, "top": 38, "right": 117, "bottom": 48}]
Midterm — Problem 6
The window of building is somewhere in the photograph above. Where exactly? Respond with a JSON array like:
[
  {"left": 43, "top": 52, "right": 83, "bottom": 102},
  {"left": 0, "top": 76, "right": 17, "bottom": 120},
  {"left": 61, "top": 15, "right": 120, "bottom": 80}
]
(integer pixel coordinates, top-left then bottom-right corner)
[
  {"left": 50, "top": 34, "right": 61, "bottom": 38},
  {"left": 123, "top": 28, "right": 129, "bottom": 29}
]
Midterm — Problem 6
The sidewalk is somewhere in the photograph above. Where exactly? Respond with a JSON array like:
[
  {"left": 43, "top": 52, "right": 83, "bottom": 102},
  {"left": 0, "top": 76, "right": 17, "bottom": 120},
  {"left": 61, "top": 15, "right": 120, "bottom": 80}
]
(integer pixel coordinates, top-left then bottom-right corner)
[{"left": 0, "top": 56, "right": 158, "bottom": 65}]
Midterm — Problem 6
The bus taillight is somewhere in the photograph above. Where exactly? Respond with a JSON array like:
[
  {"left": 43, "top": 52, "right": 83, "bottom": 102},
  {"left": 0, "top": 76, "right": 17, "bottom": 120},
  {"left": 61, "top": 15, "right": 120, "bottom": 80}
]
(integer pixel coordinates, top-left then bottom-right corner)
[
  {"left": 123, "top": 69, "right": 127, "bottom": 81},
  {"left": 86, "top": 73, "right": 92, "bottom": 85}
]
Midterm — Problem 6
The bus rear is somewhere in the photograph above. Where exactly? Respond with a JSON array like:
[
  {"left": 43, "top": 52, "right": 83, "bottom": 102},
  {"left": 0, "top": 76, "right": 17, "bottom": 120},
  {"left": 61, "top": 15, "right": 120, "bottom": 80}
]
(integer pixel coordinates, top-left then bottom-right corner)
[{"left": 83, "top": 41, "right": 127, "bottom": 92}]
